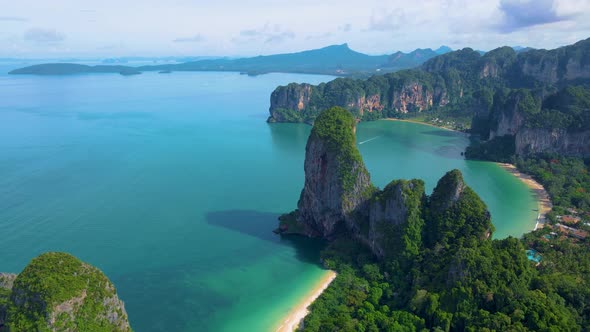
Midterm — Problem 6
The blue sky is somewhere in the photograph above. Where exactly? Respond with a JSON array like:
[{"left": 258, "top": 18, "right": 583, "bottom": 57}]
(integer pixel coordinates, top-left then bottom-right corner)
[{"left": 1, "top": 0, "right": 589, "bottom": 57}]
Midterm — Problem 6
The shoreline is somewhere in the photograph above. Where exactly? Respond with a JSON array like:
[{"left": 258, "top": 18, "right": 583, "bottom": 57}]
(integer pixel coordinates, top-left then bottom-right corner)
[
  {"left": 275, "top": 270, "right": 337, "bottom": 332},
  {"left": 497, "top": 163, "right": 553, "bottom": 230},
  {"left": 382, "top": 118, "right": 466, "bottom": 134}
]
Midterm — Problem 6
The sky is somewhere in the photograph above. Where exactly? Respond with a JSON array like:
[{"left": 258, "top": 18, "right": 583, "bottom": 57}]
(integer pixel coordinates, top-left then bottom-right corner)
[{"left": 1, "top": 0, "right": 589, "bottom": 58}]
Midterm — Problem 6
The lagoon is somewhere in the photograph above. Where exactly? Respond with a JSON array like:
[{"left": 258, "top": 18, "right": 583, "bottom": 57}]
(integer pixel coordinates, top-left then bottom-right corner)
[{"left": 0, "top": 70, "right": 536, "bottom": 331}]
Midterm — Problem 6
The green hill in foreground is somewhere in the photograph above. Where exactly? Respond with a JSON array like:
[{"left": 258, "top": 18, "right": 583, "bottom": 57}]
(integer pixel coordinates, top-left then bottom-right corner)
[{"left": 0, "top": 252, "right": 131, "bottom": 332}]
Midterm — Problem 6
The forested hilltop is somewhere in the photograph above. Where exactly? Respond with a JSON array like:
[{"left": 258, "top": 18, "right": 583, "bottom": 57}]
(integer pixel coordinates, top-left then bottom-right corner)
[
  {"left": 277, "top": 107, "right": 590, "bottom": 331},
  {"left": 268, "top": 38, "right": 590, "bottom": 157},
  {"left": 0, "top": 253, "right": 131, "bottom": 332}
]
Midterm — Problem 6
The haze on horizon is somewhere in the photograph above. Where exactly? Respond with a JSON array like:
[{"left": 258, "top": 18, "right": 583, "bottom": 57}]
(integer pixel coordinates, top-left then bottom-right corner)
[{"left": 1, "top": 0, "right": 589, "bottom": 58}]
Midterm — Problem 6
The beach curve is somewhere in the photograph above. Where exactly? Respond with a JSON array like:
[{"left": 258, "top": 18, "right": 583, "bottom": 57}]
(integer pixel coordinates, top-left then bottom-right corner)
[
  {"left": 497, "top": 163, "right": 553, "bottom": 230},
  {"left": 275, "top": 270, "right": 336, "bottom": 332}
]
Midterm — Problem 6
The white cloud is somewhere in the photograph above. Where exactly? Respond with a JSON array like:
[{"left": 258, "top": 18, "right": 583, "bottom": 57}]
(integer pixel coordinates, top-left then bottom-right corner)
[{"left": 0, "top": 0, "right": 589, "bottom": 57}]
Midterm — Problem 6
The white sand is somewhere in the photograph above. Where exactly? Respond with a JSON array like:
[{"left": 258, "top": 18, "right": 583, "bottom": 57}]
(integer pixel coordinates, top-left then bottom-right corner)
[
  {"left": 498, "top": 163, "right": 553, "bottom": 230},
  {"left": 275, "top": 271, "right": 337, "bottom": 332}
]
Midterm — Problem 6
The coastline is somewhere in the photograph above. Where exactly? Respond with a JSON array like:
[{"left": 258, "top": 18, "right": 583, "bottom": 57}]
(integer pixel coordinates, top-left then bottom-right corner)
[
  {"left": 382, "top": 118, "right": 466, "bottom": 134},
  {"left": 497, "top": 163, "right": 553, "bottom": 230},
  {"left": 275, "top": 270, "right": 337, "bottom": 332}
]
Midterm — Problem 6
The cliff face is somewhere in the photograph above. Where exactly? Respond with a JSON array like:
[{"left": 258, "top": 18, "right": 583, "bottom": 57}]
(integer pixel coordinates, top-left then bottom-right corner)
[
  {"left": 367, "top": 180, "right": 425, "bottom": 259},
  {"left": 515, "top": 128, "right": 590, "bottom": 156},
  {"left": 488, "top": 91, "right": 528, "bottom": 139},
  {"left": 268, "top": 72, "right": 451, "bottom": 123},
  {"left": 485, "top": 87, "right": 590, "bottom": 157},
  {"left": 391, "top": 82, "right": 443, "bottom": 113},
  {"left": 278, "top": 106, "right": 492, "bottom": 261},
  {"left": 4, "top": 252, "right": 132, "bottom": 332},
  {"left": 517, "top": 39, "right": 590, "bottom": 84},
  {"left": 267, "top": 39, "right": 590, "bottom": 159},
  {"left": 293, "top": 107, "right": 373, "bottom": 238},
  {"left": 268, "top": 83, "right": 313, "bottom": 122},
  {"left": 425, "top": 170, "right": 493, "bottom": 248}
]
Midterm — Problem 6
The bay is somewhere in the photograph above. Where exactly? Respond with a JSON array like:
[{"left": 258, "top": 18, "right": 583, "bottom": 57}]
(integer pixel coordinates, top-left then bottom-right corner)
[{"left": 0, "top": 70, "right": 537, "bottom": 331}]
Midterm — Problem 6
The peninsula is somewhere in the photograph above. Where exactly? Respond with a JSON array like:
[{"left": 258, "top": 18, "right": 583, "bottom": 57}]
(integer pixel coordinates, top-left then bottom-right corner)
[{"left": 276, "top": 107, "right": 589, "bottom": 330}]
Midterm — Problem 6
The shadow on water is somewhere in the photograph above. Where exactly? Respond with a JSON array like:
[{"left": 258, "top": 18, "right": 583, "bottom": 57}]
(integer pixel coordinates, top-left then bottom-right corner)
[{"left": 205, "top": 210, "right": 326, "bottom": 267}]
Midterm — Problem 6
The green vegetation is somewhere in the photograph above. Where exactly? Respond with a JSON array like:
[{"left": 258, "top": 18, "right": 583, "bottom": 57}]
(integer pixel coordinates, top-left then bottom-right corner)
[
  {"left": 371, "top": 180, "right": 425, "bottom": 266},
  {"left": 311, "top": 107, "right": 369, "bottom": 195},
  {"left": 515, "top": 155, "right": 590, "bottom": 215},
  {"left": 269, "top": 37, "right": 590, "bottom": 142},
  {"left": 299, "top": 169, "right": 588, "bottom": 330},
  {"left": 285, "top": 39, "right": 590, "bottom": 331},
  {"left": 5, "top": 252, "right": 131, "bottom": 332},
  {"left": 304, "top": 172, "right": 590, "bottom": 331},
  {"left": 278, "top": 210, "right": 307, "bottom": 234}
]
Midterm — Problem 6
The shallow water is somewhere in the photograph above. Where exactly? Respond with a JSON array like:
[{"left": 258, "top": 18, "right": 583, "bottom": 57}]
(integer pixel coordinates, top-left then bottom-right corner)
[{"left": 0, "top": 70, "right": 537, "bottom": 331}]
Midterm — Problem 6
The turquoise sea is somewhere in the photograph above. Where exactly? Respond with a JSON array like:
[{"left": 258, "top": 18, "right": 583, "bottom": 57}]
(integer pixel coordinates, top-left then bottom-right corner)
[{"left": 0, "top": 68, "right": 537, "bottom": 331}]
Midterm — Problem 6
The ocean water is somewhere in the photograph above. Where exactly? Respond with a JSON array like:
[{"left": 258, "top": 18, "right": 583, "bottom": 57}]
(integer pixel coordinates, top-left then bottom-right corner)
[{"left": 0, "top": 69, "right": 536, "bottom": 331}]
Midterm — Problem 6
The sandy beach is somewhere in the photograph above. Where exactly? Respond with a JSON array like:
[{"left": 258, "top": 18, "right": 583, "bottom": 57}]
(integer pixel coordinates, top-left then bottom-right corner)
[
  {"left": 275, "top": 270, "right": 337, "bottom": 332},
  {"left": 497, "top": 163, "right": 553, "bottom": 230},
  {"left": 383, "top": 118, "right": 466, "bottom": 134}
]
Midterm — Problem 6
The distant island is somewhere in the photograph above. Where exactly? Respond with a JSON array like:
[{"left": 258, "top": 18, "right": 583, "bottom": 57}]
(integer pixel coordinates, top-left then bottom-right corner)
[
  {"left": 8, "top": 44, "right": 453, "bottom": 77},
  {"left": 276, "top": 107, "right": 590, "bottom": 331}
]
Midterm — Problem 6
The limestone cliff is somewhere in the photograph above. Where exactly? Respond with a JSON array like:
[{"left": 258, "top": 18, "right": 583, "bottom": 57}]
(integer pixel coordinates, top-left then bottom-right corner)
[
  {"left": 277, "top": 106, "right": 492, "bottom": 260},
  {"left": 485, "top": 87, "right": 590, "bottom": 157},
  {"left": 3, "top": 252, "right": 132, "bottom": 332},
  {"left": 267, "top": 38, "right": 590, "bottom": 158},
  {"left": 267, "top": 71, "right": 450, "bottom": 124},
  {"left": 517, "top": 38, "right": 590, "bottom": 84},
  {"left": 267, "top": 83, "right": 314, "bottom": 123},
  {"left": 425, "top": 170, "right": 493, "bottom": 249},
  {"left": 515, "top": 128, "right": 590, "bottom": 156},
  {"left": 367, "top": 180, "right": 425, "bottom": 259},
  {"left": 280, "top": 107, "right": 373, "bottom": 238}
]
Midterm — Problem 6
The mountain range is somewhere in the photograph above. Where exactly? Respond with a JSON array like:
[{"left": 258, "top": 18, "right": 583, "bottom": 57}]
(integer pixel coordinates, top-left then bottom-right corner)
[{"left": 9, "top": 44, "right": 452, "bottom": 76}]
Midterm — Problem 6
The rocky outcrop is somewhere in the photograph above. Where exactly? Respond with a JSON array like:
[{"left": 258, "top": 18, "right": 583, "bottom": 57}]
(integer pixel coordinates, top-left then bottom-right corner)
[
  {"left": 0, "top": 273, "right": 16, "bottom": 329},
  {"left": 484, "top": 87, "right": 590, "bottom": 157},
  {"left": 391, "top": 82, "right": 437, "bottom": 113},
  {"left": 367, "top": 180, "right": 425, "bottom": 258},
  {"left": 515, "top": 128, "right": 590, "bottom": 156},
  {"left": 289, "top": 107, "right": 373, "bottom": 238},
  {"left": 5, "top": 252, "right": 132, "bottom": 332},
  {"left": 268, "top": 83, "right": 313, "bottom": 122},
  {"left": 488, "top": 91, "right": 528, "bottom": 139},
  {"left": 355, "top": 94, "right": 384, "bottom": 115},
  {"left": 268, "top": 72, "right": 450, "bottom": 123},
  {"left": 429, "top": 169, "right": 466, "bottom": 213},
  {"left": 517, "top": 39, "right": 590, "bottom": 85},
  {"left": 0, "top": 274, "right": 16, "bottom": 291},
  {"left": 277, "top": 106, "right": 492, "bottom": 260},
  {"left": 267, "top": 37, "right": 590, "bottom": 131},
  {"left": 425, "top": 170, "right": 493, "bottom": 248}
]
